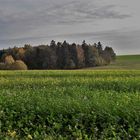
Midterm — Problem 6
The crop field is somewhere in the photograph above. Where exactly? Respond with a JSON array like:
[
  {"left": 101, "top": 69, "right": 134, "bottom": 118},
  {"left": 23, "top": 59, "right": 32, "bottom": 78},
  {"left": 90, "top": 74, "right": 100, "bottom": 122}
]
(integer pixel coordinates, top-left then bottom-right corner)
[
  {"left": 0, "top": 70, "right": 140, "bottom": 139},
  {"left": 86, "top": 55, "right": 140, "bottom": 70}
]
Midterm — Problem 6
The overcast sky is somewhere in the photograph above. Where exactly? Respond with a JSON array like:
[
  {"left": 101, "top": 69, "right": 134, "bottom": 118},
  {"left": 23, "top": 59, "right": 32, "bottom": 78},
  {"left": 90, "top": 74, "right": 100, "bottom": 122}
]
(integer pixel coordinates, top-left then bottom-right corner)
[{"left": 0, "top": 0, "right": 140, "bottom": 55}]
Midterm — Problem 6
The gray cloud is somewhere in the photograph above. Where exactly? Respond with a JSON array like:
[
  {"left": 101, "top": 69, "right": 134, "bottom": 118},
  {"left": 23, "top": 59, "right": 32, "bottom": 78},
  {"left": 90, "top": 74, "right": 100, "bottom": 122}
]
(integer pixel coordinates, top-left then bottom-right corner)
[
  {"left": 43, "top": 29, "right": 140, "bottom": 55},
  {"left": 0, "top": 0, "right": 130, "bottom": 32},
  {"left": 0, "top": 0, "right": 139, "bottom": 55},
  {"left": 1, "top": 29, "right": 140, "bottom": 55}
]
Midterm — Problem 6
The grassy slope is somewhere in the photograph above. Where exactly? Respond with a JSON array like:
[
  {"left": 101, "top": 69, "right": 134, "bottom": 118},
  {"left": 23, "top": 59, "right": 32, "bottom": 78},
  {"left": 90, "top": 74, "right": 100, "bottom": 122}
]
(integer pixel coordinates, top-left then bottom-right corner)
[
  {"left": 86, "top": 55, "right": 140, "bottom": 70},
  {"left": 0, "top": 70, "right": 140, "bottom": 139}
]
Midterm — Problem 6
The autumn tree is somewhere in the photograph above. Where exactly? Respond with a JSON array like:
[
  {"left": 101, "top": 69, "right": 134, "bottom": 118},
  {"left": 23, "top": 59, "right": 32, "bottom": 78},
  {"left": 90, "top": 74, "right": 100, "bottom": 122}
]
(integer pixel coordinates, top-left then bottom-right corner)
[{"left": 0, "top": 41, "right": 116, "bottom": 70}]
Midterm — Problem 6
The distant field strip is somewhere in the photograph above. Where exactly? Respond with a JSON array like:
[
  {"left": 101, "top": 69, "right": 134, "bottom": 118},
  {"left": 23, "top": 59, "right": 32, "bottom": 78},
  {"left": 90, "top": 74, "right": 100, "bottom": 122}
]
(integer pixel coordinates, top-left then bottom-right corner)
[
  {"left": 0, "top": 70, "right": 140, "bottom": 139},
  {"left": 86, "top": 55, "right": 140, "bottom": 70}
]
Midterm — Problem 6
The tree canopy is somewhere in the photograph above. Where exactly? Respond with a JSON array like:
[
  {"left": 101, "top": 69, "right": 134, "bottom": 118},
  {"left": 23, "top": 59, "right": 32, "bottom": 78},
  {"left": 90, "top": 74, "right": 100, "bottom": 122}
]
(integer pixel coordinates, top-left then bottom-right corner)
[{"left": 0, "top": 41, "right": 116, "bottom": 70}]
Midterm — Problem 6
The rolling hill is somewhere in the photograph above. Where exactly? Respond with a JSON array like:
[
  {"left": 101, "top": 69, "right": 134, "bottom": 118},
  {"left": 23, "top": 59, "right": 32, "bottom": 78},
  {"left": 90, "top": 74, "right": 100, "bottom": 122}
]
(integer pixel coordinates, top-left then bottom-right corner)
[{"left": 85, "top": 55, "right": 140, "bottom": 70}]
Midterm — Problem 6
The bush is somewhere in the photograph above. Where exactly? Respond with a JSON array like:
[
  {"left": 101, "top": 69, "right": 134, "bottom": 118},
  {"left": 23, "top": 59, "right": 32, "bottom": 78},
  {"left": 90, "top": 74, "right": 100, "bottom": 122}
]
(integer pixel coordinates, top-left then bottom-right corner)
[
  {"left": 10, "top": 60, "right": 28, "bottom": 70},
  {"left": 0, "top": 60, "right": 28, "bottom": 70},
  {"left": 0, "top": 52, "right": 27, "bottom": 70},
  {"left": 4, "top": 55, "right": 15, "bottom": 64}
]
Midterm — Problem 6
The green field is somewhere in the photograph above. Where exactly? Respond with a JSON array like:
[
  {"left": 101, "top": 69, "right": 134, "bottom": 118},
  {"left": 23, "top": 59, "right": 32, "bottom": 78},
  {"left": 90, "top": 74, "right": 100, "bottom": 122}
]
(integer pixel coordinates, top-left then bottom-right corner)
[
  {"left": 86, "top": 55, "right": 140, "bottom": 70},
  {"left": 0, "top": 70, "right": 140, "bottom": 139}
]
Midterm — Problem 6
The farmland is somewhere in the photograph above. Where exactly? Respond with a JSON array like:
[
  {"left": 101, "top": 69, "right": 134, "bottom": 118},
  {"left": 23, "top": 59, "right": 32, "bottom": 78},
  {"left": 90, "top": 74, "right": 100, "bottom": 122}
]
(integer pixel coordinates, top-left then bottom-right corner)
[
  {"left": 86, "top": 55, "right": 140, "bottom": 70},
  {"left": 0, "top": 70, "right": 140, "bottom": 139}
]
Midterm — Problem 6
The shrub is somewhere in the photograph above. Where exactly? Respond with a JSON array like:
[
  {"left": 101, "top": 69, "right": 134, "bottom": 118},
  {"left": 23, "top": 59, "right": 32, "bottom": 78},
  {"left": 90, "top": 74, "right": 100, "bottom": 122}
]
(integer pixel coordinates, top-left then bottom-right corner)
[
  {"left": 10, "top": 60, "right": 28, "bottom": 70},
  {"left": 4, "top": 55, "right": 15, "bottom": 64}
]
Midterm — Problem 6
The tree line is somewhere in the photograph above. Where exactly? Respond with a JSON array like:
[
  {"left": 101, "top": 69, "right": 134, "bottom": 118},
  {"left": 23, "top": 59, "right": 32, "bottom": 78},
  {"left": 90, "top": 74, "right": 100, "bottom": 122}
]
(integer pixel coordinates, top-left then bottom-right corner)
[{"left": 0, "top": 40, "right": 116, "bottom": 70}]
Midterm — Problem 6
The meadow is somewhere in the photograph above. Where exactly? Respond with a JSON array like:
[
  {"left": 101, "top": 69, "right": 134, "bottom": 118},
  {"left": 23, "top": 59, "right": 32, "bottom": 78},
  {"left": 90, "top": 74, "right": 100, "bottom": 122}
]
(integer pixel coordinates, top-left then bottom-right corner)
[
  {"left": 0, "top": 70, "right": 140, "bottom": 139},
  {"left": 86, "top": 55, "right": 140, "bottom": 70}
]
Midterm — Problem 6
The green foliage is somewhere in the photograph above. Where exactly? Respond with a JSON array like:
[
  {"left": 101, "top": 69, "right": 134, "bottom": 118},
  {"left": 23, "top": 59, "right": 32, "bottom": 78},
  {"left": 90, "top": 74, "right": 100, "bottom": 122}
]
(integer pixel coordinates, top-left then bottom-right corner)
[{"left": 0, "top": 70, "right": 140, "bottom": 139}]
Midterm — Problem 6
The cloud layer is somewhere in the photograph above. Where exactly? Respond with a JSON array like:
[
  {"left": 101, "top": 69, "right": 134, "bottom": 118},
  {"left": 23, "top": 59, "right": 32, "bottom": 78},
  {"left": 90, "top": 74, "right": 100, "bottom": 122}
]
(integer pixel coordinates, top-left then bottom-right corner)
[{"left": 0, "top": 0, "right": 139, "bottom": 54}]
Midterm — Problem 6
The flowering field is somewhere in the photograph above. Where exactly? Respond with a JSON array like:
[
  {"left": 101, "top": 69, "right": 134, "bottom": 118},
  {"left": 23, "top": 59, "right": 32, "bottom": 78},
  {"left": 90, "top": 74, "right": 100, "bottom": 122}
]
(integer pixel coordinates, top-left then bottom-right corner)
[{"left": 0, "top": 70, "right": 140, "bottom": 139}]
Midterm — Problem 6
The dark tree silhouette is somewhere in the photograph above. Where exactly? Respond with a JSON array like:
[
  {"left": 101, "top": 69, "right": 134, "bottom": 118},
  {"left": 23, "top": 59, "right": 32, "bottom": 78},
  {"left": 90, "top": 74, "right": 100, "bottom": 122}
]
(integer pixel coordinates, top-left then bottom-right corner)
[{"left": 0, "top": 41, "right": 116, "bottom": 70}]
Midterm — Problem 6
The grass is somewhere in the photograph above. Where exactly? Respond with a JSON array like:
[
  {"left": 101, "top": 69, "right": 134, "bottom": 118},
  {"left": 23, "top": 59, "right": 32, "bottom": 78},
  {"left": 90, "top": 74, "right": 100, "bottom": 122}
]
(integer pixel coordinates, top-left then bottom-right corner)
[
  {"left": 85, "top": 54, "right": 140, "bottom": 70},
  {"left": 0, "top": 70, "right": 140, "bottom": 139}
]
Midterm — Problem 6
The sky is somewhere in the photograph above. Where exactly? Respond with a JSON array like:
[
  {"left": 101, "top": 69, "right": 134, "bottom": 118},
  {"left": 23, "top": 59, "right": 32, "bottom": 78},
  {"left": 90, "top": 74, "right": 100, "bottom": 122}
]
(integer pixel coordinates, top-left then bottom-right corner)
[{"left": 0, "top": 0, "right": 140, "bottom": 55}]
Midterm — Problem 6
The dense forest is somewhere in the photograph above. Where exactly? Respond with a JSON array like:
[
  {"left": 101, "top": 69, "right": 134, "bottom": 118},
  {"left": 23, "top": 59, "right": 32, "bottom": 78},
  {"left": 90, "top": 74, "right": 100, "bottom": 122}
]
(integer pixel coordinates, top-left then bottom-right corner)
[{"left": 0, "top": 41, "right": 116, "bottom": 70}]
